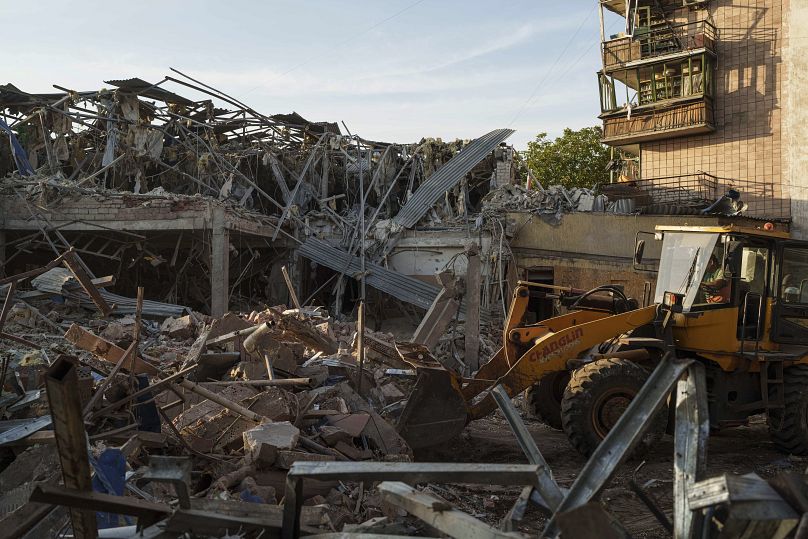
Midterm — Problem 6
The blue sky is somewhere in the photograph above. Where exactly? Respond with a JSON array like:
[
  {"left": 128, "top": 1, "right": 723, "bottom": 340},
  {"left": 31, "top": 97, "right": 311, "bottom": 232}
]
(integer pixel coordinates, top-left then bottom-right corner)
[{"left": 4, "top": 1, "right": 620, "bottom": 149}]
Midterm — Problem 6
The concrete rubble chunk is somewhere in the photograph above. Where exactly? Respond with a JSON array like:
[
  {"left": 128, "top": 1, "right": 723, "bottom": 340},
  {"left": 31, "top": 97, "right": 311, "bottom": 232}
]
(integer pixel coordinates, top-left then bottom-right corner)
[
  {"left": 160, "top": 314, "right": 197, "bottom": 340},
  {"left": 274, "top": 450, "right": 336, "bottom": 469},
  {"left": 318, "top": 425, "right": 353, "bottom": 447},
  {"left": 242, "top": 421, "right": 300, "bottom": 467}
]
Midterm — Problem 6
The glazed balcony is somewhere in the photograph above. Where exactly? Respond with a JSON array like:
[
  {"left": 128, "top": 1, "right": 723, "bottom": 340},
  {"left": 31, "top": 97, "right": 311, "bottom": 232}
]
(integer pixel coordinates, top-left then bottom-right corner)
[
  {"left": 600, "top": 96, "right": 714, "bottom": 145},
  {"left": 602, "top": 20, "right": 716, "bottom": 71}
]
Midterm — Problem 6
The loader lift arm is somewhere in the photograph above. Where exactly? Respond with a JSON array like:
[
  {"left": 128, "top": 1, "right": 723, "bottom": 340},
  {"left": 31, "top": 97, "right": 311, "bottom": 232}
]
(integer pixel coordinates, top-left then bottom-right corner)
[{"left": 397, "top": 284, "right": 659, "bottom": 449}]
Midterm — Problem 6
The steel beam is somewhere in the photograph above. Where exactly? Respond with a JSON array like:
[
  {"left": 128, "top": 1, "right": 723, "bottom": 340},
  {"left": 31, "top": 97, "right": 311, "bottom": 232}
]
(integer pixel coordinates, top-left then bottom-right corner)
[
  {"left": 544, "top": 354, "right": 692, "bottom": 538},
  {"left": 45, "top": 355, "right": 98, "bottom": 539}
]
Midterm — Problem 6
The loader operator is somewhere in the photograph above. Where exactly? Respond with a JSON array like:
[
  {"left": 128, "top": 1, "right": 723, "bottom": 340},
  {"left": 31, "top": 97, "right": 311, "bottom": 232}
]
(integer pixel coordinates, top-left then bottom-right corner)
[{"left": 700, "top": 253, "right": 730, "bottom": 303}]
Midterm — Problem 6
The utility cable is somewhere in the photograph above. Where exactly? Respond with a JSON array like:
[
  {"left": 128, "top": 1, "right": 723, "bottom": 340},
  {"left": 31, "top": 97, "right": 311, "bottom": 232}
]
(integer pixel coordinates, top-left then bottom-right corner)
[{"left": 507, "top": 6, "right": 598, "bottom": 127}]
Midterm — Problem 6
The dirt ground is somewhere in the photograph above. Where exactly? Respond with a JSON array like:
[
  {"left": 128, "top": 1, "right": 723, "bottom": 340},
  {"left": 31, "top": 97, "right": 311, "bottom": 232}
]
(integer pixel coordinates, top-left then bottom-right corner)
[{"left": 417, "top": 412, "right": 806, "bottom": 537}]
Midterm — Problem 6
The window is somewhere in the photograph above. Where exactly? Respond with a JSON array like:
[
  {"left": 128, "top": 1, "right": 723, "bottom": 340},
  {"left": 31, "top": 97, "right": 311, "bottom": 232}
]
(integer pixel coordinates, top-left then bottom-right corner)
[
  {"left": 654, "top": 232, "right": 720, "bottom": 311},
  {"left": 780, "top": 248, "right": 808, "bottom": 304},
  {"left": 739, "top": 246, "right": 769, "bottom": 296}
]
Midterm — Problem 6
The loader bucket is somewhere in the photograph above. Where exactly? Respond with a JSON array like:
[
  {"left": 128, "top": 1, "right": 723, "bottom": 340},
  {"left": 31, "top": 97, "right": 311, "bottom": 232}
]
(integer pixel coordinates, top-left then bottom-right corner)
[{"left": 396, "top": 368, "right": 468, "bottom": 449}]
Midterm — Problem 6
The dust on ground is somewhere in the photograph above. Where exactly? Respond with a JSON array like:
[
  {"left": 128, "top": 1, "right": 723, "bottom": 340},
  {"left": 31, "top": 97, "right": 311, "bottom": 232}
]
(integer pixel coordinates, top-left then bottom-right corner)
[{"left": 417, "top": 413, "right": 806, "bottom": 537}]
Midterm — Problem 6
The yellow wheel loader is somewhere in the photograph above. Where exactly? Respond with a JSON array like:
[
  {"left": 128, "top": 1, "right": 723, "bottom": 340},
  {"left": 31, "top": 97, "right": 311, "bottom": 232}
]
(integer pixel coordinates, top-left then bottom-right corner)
[{"left": 397, "top": 224, "right": 808, "bottom": 457}]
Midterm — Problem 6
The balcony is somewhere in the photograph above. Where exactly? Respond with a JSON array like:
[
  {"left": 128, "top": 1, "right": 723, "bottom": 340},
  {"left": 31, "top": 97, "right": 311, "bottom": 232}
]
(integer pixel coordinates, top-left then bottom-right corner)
[
  {"left": 600, "top": 97, "right": 714, "bottom": 145},
  {"left": 602, "top": 20, "right": 716, "bottom": 71}
]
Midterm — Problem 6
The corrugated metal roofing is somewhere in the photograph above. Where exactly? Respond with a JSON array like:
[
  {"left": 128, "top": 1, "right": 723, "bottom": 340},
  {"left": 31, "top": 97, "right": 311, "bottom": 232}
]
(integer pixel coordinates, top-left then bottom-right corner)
[
  {"left": 105, "top": 78, "right": 195, "bottom": 106},
  {"left": 298, "top": 238, "right": 440, "bottom": 310},
  {"left": 31, "top": 268, "right": 187, "bottom": 317},
  {"left": 393, "top": 128, "right": 515, "bottom": 228}
]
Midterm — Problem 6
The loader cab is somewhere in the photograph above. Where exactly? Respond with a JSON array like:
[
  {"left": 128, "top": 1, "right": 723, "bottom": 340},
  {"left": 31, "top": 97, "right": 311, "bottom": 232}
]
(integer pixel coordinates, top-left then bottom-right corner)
[{"left": 647, "top": 225, "right": 808, "bottom": 350}]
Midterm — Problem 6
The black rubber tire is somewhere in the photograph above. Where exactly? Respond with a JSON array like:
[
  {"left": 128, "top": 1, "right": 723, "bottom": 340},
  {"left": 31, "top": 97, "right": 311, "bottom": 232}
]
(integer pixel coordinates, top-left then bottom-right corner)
[
  {"left": 525, "top": 371, "right": 571, "bottom": 430},
  {"left": 561, "top": 358, "right": 667, "bottom": 458},
  {"left": 769, "top": 365, "right": 808, "bottom": 455}
]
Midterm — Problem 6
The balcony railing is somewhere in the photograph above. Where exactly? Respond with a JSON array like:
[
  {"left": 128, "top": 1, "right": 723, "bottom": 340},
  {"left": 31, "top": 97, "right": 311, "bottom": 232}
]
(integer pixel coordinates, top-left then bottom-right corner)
[
  {"left": 601, "top": 97, "right": 714, "bottom": 145},
  {"left": 601, "top": 173, "right": 790, "bottom": 220},
  {"left": 601, "top": 172, "right": 791, "bottom": 221},
  {"left": 602, "top": 20, "right": 716, "bottom": 71}
]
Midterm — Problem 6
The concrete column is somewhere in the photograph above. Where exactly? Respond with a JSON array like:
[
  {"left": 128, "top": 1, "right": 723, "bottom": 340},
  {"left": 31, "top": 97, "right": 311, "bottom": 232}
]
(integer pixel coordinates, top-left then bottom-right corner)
[
  {"left": 784, "top": 0, "right": 808, "bottom": 238},
  {"left": 464, "top": 246, "right": 482, "bottom": 372},
  {"left": 210, "top": 207, "right": 230, "bottom": 317}
]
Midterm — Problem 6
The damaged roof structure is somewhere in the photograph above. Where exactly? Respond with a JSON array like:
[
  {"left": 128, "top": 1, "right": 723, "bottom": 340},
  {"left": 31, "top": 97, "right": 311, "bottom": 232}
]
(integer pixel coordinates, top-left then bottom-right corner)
[
  {"left": 0, "top": 72, "right": 525, "bottom": 322},
  {"left": 0, "top": 48, "right": 802, "bottom": 538}
]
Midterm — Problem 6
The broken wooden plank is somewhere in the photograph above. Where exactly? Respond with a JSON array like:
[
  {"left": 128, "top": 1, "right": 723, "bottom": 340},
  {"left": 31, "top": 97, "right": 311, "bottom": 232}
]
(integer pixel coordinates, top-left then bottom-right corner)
[
  {"left": 378, "top": 481, "right": 524, "bottom": 539},
  {"left": 412, "top": 274, "right": 460, "bottom": 352},
  {"left": 62, "top": 249, "right": 113, "bottom": 316},
  {"left": 45, "top": 356, "right": 98, "bottom": 539},
  {"left": 64, "top": 323, "right": 158, "bottom": 375}
]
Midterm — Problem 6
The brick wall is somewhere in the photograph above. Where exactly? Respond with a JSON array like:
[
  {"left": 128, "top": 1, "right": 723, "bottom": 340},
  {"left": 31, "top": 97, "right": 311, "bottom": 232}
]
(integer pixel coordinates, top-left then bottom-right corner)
[
  {"left": 640, "top": 0, "right": 786, "bottom": 203},
  {"left": 1, "top": 193, "right": 213, "bottom": 225}
]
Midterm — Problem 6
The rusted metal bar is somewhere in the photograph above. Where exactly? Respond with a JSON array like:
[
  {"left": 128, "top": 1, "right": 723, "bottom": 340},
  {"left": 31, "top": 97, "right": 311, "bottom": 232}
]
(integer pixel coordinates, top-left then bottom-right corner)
[{"left": 45, "top": 355, "right": 98, "bottom": 539}]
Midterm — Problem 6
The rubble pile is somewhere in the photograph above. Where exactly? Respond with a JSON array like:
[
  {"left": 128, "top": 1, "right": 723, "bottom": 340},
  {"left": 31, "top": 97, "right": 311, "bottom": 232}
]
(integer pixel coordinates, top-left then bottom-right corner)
[{"left": 0, "top": 252, "right": 449, "bottom": 537}]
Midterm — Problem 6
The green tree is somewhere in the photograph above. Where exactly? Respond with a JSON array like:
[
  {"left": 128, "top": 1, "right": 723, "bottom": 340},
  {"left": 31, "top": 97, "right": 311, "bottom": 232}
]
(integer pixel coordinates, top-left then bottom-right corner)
[{"left": 524, "top": 126, "right": 610, "bottom": 189}]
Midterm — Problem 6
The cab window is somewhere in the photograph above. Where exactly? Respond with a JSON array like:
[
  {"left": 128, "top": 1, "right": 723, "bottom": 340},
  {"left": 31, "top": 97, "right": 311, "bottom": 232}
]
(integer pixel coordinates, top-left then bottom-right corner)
[{"left": 781, "top": 247, "right": 808, "bottom": 304}]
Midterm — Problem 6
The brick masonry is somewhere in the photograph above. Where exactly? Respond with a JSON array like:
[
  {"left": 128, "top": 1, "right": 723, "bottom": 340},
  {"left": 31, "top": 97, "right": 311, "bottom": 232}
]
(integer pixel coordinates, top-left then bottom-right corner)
[{"left": 640, "top": 0, "right": 786, "bottom": 202}]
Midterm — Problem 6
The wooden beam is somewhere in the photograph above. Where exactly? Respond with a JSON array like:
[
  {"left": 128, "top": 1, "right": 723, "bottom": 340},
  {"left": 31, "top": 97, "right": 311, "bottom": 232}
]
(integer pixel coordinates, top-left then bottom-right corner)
[
  {"left": 379, "top": 482, "right": 524, "bottom": 539},
  {"left": 64, "top": 323, "right": 158, "bottom": 375},
  {"left": 62, "top": 249, "right": 113, "bottom": 316}
]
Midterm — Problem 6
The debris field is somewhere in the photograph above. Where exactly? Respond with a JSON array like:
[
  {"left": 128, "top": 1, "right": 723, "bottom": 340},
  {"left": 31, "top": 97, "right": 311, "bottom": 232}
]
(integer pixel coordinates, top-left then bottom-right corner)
[{"left": 0, "top": 70, "right": 806, "bottom": 539}]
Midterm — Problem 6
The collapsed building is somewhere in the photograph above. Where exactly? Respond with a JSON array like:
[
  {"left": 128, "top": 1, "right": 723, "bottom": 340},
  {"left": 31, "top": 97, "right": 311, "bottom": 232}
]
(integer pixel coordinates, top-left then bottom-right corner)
[
  {"left": 2, "top": 0, "right": 808, "bottom": 535},
  {"left": 0, "top": 74, "right": 523, "bottom": 329}
]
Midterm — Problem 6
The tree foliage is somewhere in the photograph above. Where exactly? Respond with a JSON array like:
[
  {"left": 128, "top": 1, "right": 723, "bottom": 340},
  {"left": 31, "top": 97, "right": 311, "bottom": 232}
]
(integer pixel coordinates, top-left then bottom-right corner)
[{"left": 524, "top": 126, "right": 610, "bottom": 189}]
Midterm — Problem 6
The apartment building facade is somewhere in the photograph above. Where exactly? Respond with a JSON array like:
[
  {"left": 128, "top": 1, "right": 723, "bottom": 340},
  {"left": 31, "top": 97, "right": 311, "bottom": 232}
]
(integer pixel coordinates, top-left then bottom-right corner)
[{"left": 596, "top": 0, "right": 808, "bottom": 235}]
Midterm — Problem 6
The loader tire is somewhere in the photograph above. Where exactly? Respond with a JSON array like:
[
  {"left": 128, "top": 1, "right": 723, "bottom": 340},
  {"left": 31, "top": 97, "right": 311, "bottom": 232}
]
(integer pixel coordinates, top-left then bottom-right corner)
[
  {"left": 769, "top": 365, "right": 808, "bottom": 455},
  {"left": 561, "top": 358, "right": 666, "bottom": 458},
  {"left": 525, "top": 371, "right": 571, "bottom": 430}
]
